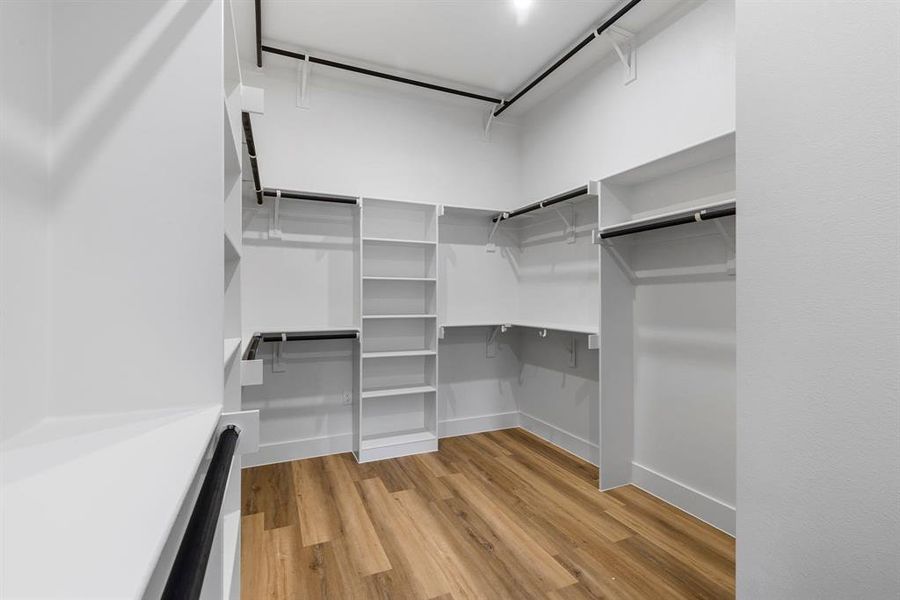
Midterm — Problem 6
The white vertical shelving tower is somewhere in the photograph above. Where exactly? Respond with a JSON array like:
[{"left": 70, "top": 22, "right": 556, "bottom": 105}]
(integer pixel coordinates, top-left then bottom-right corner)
[
  {"left": 221, "top": 0, "right": 243, "bottom": 597},
  {"left": 356, "top": 199, "right": 439, "bottom": 462}
]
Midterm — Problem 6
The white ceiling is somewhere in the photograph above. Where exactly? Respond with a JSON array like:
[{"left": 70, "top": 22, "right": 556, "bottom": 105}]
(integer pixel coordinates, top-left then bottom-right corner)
[{"left": 233, "top": 0, "right": 690, "bottom": 112}]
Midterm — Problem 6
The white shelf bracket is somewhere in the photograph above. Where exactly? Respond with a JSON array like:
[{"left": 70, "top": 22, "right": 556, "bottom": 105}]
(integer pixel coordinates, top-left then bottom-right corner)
[
  {"left": 487, "top": 213, "right": 507, "bottom": 252},
  {"left": 587, "top": 334, "right": 600, "bottom": 350},
  {"left": 297, "top": 55, "right": 311, "bottom": 109},
  {"left": 606, "top": 25, "right": 637, "bottom": 85},
  {"left": 712, "top": 219, "right": 737, "bottom": 276},
  {"left": 272, "top": 333, "right": 286, "bottom": 373},
  {"left": 483, "top": 101, "right": 503, "bottom": 141},
  {"left": 601, "top": 238, "right": 637, "bottom": 283},
  {"left": 269, "top": 190, "right": 282, "bottom": 239},
  {"left": 553, "top": 205, "right": 576, "bottom": 244},
  {"left": 438, "top": 326, "right": 445, "bottom": 340},
  {"left": 485, "top": 324, "right": 510, "bottom": 358},
  {"left": 538, "top": 328, "right": 548, "bottom": 339},
  {"left": 567, "top": 336, "right": 577, "bottom": 368}
]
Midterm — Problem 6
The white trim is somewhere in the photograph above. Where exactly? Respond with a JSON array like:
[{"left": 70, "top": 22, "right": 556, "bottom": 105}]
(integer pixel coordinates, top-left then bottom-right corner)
[
  {"left": 518, "top": 412, "right": 599, "bottom": 465},
  {"left": 242, "top": 433, "right": 353, "bottom": 468},
  {"left": 630, "top": 461, "right": 735, "bottom": 536},
  {"left": 439, "top": 411, "right": 520, "bottom": 438}
]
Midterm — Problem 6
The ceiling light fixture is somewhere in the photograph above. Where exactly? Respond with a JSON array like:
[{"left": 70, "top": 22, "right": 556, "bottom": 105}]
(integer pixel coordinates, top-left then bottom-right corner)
[{"left": 512, "top": 0, "right": 533, "bottom": 25}]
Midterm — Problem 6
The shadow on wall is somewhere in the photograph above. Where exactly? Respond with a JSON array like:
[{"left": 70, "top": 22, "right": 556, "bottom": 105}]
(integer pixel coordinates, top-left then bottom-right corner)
[{"left": 51, "top": 0, "right": 213, "bottom": 199}]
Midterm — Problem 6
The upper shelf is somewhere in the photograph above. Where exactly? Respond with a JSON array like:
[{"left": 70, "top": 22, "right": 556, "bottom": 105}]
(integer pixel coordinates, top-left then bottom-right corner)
[
  {"left": 0, "top": 404, "right": 222, "bottom": 599},
  {"left": 598, "top": 199, "right": 736, "bottom": 240},
  {"left": 440, "top": 321, "right": 598, "bottom": 335}
]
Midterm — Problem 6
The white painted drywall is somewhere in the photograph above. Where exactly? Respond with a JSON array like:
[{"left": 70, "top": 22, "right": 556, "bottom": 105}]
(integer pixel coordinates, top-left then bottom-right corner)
[
  {"left": 241, "top": 60, "right": 521, "bottom": 210},
  {"left": 519, "top": 0, "right": 735, "bottom": 201},
  {"left": 0, "top": 1, "right": 51, "bottom": 441},
  {"left": 736, "top": 1, "right": 900, "bottom": 597},
  {"left": 633, "top": 280, "right": 735, "bottom": 508},
  {"left": 48, "top": 0, "right": 224, "bottom": 416}
]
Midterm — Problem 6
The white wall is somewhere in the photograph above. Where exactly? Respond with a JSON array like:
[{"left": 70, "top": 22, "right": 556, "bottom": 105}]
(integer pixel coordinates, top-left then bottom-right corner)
[
  {"left": 736, "top": 2, "right": 900, "bottom": 597},
  {"left": 519, "top": 0, "right": 734, "bottom": 200},
  {"left": 48, "top": 0, "right": 223, "bottom": 416},
  {"left": 242, "top": 61, "right": 521, "bottom": 209},
  {"left": 0, "top": 1, "right": 51, "bottom": 441}
]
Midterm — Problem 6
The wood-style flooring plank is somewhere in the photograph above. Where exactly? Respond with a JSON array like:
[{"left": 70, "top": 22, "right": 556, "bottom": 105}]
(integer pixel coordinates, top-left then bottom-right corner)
[
  {"left": 241, "top": 429, "right": 735, "bottom": 600},
  {"left": 321, "top": 454, "right": 392, "bottom": 577},
  {"left": 291, "top": 457, "right": 340, "bottom": 546}
]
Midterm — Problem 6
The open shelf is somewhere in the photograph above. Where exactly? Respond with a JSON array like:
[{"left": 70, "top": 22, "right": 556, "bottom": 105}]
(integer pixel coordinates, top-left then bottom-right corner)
[
  {"left": 361, "top": 427, "right": 436, "bottom": 450},
  {"left": 362, "top": 349, "right": 436, "bottom": 359},
  {"left": 361, "top": 384, "right": 437, "bottom": 399},
  {"left": 363, "top": 276, "right": 436, "bottom": 282},
  {"left": 440, "top": 321, "right": 598, "bottom": 335},
  {"left": 362, "top": 237, "right": 437, "bottom": 246},
  {"left": 363, "top": 314, "right": 437, "bottom": 319}
]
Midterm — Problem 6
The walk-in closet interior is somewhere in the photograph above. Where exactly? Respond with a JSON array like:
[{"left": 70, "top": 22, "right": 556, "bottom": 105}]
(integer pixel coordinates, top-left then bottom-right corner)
[{"left": 2, "top": 0, "right": 899, "bottom": 599}]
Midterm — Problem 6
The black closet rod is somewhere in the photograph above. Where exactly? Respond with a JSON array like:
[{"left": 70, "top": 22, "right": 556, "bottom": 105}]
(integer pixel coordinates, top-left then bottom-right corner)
[
  {"left": 599, "top": 204, "right": 736, "bottom": 240},
  {"left": 162, "top": 426, "right": 239, "bottom": 600},
  {"left": 492, "top": 185, "right": 590, "bottom": 223},
  {"left": 262, "top": 188, "right": 359, "bottom": 205},
  {"left": 493, "top": 0, "right": 644, "bottom": 117},
  {"left": 241, "top": 112, "right": 263, "bottom": 205},
  {"left": 245, "top": 330, "right": 359, "bottom": 360},
  {"left": 260, "top": 45, "right": 503, "bottom": 105}
]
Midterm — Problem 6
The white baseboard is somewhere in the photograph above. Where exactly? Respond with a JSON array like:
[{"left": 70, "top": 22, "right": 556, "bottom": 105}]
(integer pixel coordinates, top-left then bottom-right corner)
[
  {"left": 630, "top": 461, "right": 735, "bottom": 536},
  {"left": 518, "top": 412, "right": 599, "bottom": 466},
  {"left": 242, "top": 432, "right": 353, "bottom": 468},
  {"left": 439, "top": 412, "right": 519, "bottom": 438},
  {"left": 243, "top": 413, "right": 520, "bottom": 468}
]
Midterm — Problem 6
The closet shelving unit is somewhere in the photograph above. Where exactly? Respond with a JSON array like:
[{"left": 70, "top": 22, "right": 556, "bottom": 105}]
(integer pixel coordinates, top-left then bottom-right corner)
[
  {"left": 596, "top": 134, "right": 737, "bottom": 534},
  {"left": 357, "top": 198, "right": 440, "bottom": 462}
]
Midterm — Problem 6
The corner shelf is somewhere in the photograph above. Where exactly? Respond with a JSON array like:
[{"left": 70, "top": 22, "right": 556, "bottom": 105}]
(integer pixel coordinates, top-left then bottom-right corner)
[
  {"left": 362, "top": 349, "right": 436, "bottom": 359},
  {"left": 363, "top": 276, "right": 436, "bottom": 282},
  {"left": 363, "top": 314, "right": 437, "bottom": 320}
]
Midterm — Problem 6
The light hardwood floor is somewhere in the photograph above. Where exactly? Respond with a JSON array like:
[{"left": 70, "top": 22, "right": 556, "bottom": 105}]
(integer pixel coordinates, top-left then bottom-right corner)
[{"left": 241, "top": 428, "right": 735, "bottom": 599}]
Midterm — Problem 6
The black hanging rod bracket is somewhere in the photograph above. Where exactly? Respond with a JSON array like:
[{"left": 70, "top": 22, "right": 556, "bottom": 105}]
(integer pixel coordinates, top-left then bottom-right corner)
[
  {"left": 241, "top": 112, "right": 263, "bottom": 205},
  {"left": 244, "top": 329, "right": 359, "bottom": 361}
]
